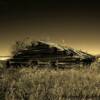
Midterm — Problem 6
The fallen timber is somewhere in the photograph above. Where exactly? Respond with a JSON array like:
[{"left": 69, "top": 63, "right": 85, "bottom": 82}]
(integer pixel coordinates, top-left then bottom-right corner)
[{"left": 6, "top": 41, "right": 96, "bottom": 68}]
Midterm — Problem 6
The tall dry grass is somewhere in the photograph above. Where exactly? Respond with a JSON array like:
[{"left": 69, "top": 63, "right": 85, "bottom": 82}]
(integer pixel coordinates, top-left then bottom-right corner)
[{"left": 0, "top": 62, "right": 100, "bottom": 100}]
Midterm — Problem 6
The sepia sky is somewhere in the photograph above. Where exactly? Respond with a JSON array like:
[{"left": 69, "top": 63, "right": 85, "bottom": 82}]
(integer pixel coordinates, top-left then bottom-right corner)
[{"left": 0, "top": 0, "right": 100, "bottom": 56}]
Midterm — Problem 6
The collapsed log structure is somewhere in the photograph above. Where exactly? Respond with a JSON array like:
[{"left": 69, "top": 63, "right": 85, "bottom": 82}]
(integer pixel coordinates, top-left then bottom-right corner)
[{"left": 7, "top": 41, "right": 96, "bottom": 68}]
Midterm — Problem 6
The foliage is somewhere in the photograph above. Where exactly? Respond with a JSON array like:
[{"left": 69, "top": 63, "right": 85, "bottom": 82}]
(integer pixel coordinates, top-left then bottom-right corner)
[
  {"left": 11, "top": 37, "right": 31, "bottom": 56},
  {"left": 0, "top": 63, "right": 100, "bottom": 100}
]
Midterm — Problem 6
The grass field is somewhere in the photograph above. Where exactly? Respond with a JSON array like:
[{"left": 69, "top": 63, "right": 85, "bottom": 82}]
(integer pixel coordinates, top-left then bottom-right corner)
[{"left": 0, "top": 62, "right": 100, "bottom": 100}]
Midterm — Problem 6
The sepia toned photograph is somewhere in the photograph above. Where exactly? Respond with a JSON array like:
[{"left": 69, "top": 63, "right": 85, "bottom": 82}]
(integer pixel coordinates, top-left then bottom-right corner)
[{"left": 0, "top": 0, "right": 100, "bottom": 100}]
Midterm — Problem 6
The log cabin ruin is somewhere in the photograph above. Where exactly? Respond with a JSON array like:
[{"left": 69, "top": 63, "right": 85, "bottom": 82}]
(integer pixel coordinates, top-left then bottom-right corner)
[{"left": 6, "top": 41, "right": 96, "bottom": 68}]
